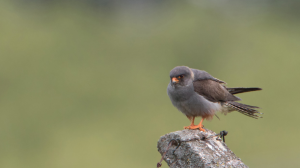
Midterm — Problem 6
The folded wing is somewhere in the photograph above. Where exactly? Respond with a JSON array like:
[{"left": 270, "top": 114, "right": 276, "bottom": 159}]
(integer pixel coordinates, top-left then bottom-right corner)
[
  {"left": 226, "top": 87, "right": 262, "bottom": 95},
  {"left": 193, "top": 79, "right": 241, "bottom": 102}
]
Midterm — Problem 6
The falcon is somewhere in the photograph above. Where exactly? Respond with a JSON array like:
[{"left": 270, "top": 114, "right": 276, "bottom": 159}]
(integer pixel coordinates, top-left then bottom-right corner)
[{"left": 167, "top": 66, "right": 262, "bottom": 132}]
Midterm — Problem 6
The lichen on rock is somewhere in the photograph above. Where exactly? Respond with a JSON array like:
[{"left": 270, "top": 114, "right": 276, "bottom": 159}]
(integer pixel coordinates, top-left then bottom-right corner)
[{"left": 157, "top": 129, "right": 248, "bottom": 168}]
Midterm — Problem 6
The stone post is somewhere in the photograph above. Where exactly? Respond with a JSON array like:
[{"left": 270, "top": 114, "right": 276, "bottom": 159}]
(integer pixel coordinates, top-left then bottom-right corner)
[{"left": 157, "top": 129, "right": 248, "bottom": 168}]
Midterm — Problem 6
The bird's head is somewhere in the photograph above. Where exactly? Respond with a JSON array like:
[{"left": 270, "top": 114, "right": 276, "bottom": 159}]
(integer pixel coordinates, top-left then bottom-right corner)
[{"left": 169, "top": 66, "right": 194, "bottom": 87}]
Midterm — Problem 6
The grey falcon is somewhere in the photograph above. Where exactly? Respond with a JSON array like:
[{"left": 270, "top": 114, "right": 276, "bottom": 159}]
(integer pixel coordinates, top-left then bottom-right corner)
[{"left": 167, "top": 66, "right": 262, "bottom": 132}]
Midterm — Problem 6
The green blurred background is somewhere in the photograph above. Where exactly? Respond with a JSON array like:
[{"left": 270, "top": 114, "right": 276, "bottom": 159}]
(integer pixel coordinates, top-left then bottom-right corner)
[{"left": 1, "top": 0, "right": 300, "bottom": 167}]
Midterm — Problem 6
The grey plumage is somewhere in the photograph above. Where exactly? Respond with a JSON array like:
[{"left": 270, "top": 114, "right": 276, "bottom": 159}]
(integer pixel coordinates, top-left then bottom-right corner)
[
  {"left": 191, "top": 69, "right": 226, "bottom": 84},
  {"left": 167, "top": 66, "right": 262, "bottom": 125}
]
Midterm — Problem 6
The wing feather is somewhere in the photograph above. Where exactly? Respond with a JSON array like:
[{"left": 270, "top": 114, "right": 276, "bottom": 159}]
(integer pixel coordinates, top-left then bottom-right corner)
[
  {"left": 226, "top": 87, "right": 262, "bottom": 94},
  {"left": 191, "top": 69, "right": 226, "bottom": 84},
  {"left": 193, "top": 80, "right": 240, "bottom": 102}
]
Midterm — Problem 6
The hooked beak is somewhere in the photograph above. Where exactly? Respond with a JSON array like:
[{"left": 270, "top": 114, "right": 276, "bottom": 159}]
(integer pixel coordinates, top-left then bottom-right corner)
[{"left": 171, "top": 77, "right": 179, "bottom": 85}]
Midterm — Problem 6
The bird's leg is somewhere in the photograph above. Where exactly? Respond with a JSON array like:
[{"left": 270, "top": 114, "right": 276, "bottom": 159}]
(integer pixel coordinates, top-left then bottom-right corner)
[
  {"left": 184, "top": 117, "right": 206, "bottom": 132},
  {"left": 184, "top": 116, "right": 195, "bottom": 129},
  {"left": 196, "top": 118, "right": 206, "bottom": 132}
]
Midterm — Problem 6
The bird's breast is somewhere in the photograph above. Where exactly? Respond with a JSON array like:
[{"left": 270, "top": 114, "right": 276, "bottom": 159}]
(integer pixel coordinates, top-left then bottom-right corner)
[
  {"left": 167, "top": 83, "right": 194, "bottom": 101},
  {"left": 167, "top": 83, "right": 221, "bottom": 117}
]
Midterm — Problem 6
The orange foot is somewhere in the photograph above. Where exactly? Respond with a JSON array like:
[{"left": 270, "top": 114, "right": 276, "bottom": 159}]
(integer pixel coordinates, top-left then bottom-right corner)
[
  {"left": 184, "top": 117, "right": 206, "bottom": 132},
  {"left": 184, "top": 124, "right": 206, "bottom": 132}
]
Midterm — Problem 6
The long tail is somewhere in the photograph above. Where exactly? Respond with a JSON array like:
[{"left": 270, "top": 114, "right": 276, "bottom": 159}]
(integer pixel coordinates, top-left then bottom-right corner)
[
  {"left": 226, "top": 87, "right": 262, "bottom": 95},
  {"left": 225, "top": 101, "right": 263, "bottom": 119}
]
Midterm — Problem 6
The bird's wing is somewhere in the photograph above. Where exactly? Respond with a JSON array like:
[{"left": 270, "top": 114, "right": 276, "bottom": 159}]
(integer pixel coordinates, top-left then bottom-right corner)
[
  {"left": 191, "top": 69, "right": 227, "bottom": 84},
  {"left": 193, "top": 79, "right": 241, "bottom": 102},
  {"left": 226, "top": 87, "right": 262, "bottom": 94}
]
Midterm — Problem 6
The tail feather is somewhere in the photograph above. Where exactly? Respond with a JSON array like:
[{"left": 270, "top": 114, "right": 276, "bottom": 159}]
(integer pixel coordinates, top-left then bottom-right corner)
[
  {"left": 235, "top": 103, "right": 260, "bottom": 109},
  {"left": 225, "top": 101, "right": 262, "bottom": 119},
  {"left": 227, "top": 87, "right": 262, "bottom": 95}
]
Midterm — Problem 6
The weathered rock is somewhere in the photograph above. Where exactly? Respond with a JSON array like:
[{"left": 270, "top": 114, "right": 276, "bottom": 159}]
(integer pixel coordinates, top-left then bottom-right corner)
[{"left": 157, "top": 129, "right": 248, "bottom": 168}]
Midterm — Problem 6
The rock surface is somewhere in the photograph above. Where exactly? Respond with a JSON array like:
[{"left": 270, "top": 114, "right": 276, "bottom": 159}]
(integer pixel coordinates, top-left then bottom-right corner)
[{"left": 157, "top": 129, "right": 248, "bottom": 168}]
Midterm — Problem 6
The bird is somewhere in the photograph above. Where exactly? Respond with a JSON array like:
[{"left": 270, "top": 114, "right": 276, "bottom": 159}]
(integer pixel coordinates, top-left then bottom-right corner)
[{"left": 167, "top": 66, "right": 262, "bottom": 132}]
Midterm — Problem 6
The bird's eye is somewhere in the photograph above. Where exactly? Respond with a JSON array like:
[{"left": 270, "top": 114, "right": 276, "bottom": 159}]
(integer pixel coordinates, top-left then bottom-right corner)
[{"left": 178, "top": 75, "right": 184, "bottom": 79}]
